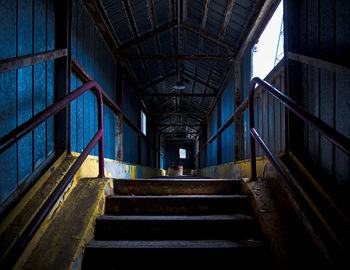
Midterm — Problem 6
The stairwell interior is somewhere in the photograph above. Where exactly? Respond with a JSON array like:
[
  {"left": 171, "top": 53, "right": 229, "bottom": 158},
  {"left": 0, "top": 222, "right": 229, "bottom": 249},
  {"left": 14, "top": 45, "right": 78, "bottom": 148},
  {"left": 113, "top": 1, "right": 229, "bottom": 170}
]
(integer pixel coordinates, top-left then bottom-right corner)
[{"left": 0, "top": 0, "right": 350, "bottom": 269}]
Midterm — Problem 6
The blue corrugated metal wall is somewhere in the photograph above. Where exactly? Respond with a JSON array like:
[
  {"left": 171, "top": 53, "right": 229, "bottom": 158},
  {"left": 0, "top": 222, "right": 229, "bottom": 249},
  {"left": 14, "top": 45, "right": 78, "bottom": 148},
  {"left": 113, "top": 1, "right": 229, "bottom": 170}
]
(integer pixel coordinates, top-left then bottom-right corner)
[
  {"left": 0, "top": 0, "right": 55, "bottom": 206},
  {"left": 70, "top": 0, "right": 116, "bottom": 160},
  {"left": 206, "top": 108, "right": 217, "bottom": 166},
  {"left": 220, "top": 69, "right": 235, "bottom": 164},
  {"left": 122, "top": 121, "right": 138, "bottom": 164},
  {"left": 122, "top": 78, "right": 139, "bottom": 165},
  {"left": 241, "top": 49, "right": 252, "bottom": 159}
]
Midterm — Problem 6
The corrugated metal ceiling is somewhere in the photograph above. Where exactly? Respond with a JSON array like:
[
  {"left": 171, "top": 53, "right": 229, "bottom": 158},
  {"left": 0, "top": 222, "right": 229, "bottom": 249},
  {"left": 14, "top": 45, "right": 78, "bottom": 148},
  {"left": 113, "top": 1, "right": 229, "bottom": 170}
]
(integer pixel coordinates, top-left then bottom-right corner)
[{"left": 100, "top": 0, "right": 261, "bottom": 140}]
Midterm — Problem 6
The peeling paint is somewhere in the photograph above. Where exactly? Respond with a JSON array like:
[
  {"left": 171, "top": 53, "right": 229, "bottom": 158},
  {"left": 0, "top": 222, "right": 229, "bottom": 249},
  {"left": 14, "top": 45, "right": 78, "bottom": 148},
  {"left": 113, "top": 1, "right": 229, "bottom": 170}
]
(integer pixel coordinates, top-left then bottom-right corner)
[{"left": 199, "top": 155, "right": 278, "bottom": 179}]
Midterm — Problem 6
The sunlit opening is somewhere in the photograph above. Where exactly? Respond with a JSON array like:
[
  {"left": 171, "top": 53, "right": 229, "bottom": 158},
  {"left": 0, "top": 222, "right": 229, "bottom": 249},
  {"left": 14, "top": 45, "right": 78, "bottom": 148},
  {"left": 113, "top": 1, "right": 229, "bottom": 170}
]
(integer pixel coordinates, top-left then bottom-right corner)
[{"left": 252, "top": 0, "right": 284, "bottom": 79}]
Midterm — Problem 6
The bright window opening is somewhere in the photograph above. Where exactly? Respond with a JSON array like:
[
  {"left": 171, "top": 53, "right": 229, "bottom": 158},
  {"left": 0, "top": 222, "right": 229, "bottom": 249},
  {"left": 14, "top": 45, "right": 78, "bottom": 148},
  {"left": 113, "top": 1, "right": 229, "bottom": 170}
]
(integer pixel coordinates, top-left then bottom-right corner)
[
  {"left": 252, "top": 0, "right": 284, "bottom": 79},
  {"left": 141, "top": 111, "right": 147, "bottom": 136},
  {"left": 179, "top": 148, "right": 187, "bottom": 159}
]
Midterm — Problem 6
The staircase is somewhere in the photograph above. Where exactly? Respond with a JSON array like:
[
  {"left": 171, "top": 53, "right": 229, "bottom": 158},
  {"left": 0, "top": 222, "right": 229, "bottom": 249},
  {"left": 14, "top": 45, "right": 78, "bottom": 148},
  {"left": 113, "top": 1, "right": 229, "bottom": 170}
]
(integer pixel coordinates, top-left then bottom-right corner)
[{"left": 83, "top": 177, "right": 273, "bottom": 268}]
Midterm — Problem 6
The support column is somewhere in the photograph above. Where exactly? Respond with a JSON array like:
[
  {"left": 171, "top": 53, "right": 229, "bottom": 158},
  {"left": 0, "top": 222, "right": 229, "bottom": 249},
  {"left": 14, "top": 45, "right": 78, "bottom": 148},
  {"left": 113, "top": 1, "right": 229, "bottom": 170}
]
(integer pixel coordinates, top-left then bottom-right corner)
[
  {"left": 116, "top": 62, "right": 123, "bottom": 161},
  {"left": 54, "top": 0, "right": 69, "bottom": 155},
  {"left": 217, "top": 98, "right": 222, "bottom": 165},
  {"left": 137, "top": 100, "right": 142, "bottom": 165},
  {"left": 234, "top": 60, "right": 244, "bottom": 161}
]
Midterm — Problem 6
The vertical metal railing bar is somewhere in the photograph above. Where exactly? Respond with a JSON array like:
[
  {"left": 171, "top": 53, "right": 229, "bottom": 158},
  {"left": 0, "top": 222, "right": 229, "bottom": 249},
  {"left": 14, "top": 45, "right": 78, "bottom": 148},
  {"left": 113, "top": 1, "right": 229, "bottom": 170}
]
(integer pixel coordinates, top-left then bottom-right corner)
[{"left": 248, "top": 76, "right": 350, "bottom": 180}]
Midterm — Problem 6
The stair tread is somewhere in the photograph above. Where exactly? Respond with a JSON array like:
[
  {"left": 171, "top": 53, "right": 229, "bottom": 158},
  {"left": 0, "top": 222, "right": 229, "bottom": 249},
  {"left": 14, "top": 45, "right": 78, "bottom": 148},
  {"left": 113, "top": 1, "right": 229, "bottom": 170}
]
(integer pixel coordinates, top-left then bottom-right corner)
[
  {"left": 107, "top": 194, "right": 248, "bottom": 199},
  {"left": 97, "top": 214, "right": 255, "bottom": 221},
  {"left": 114, "top": 178, "right": 241, "bottom": 182},
  {"left": 86, "top": 239, "right": 264, "bottom": 249}
]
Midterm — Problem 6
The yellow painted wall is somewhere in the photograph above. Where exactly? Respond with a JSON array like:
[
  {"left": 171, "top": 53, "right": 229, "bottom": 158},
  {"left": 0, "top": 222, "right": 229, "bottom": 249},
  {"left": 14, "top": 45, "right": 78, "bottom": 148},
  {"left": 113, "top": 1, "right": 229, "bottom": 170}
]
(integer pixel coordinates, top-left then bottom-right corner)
[{"left": 199, "top": 155, "right": 280, "bottom": 179}]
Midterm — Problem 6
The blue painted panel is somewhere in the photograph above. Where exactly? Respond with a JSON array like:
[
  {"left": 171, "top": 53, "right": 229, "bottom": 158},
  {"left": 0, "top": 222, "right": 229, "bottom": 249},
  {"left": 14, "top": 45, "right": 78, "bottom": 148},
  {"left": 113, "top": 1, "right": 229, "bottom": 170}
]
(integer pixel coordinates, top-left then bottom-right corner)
[
  {"left": 241, "top": 49, "right": 252, "bottom": 100},
  {"left": 207, "top": 139, "right": 217, "bottom": 167},
  {"left": 34, "top": 62, "right": 46, "bottom": 169},
  {"left": 244, "top": 110, "right": 250, "bottom": 159},
  {"left": 46, "top": 0, "right": 55, "bottom": 156},
  {"left": 18, "top": 67, "right": 33, "bottom": 184},
  {"left": 123, "top": 80, "right": 138, "bottom": 126},
  {"left": 103, "top": 106, "right": 116, "bottom": 160},
  {"left": 18, "top": 0, "right": 32, "bottom": 56},
  {"left": 34, "top": 0, "right": 46, "bottom": 53},
  {"left": 122, "top": 122, "right": 138, "bottom": 164},
  {"left": 47, "top": 0, "right": 55, "bottom": 50},
  {"left": 221, "top": 73, "right": 234, "bottom": 125},
  {"left": 71, "top": 74, "right": 77, "bottom": 152},
  {"left": 141, "top": 138, "right": 148, "bottom": 166},
  {"left": 222, "top": 122, "right": 234, "bottom": 164},
  {"left": 76, "top": 80, "right": 84, "bottom": 152},
  {"left": 0, "top": 71, "right": 17, "bottom": 204},
  {"left": 207, "top": 107, "right": 217, "bottom": 138},
  {"left": 72, "top": 0, "right": 77, "bottom": 58},
  {"left": 0, "top": 0, "right": 16, "bottom": 59},
  {"left": 34, "top": 0, "right": 47, "bottom": 169},
  {"left": 17, "top": 0, "right": 33, "bottom": 184}
]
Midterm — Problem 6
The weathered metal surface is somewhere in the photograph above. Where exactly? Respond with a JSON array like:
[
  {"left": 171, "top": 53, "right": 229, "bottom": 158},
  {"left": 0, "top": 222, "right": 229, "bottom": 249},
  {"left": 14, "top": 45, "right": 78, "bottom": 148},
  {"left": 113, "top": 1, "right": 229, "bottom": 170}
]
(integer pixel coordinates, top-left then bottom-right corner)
[
  {"left": 0, "top": 0, "right": 56, "bottom": 209},
  {"left": 71, "top": 0, "right": 116, "bottom": 159},
  {"left": 120, "top": 54, "right": 233, "bottom": 60},
  {"left": 0, "top": 79, "right": 105, "bottom": 269},
  {"left": 285, "top": 0, "right": 350, "bottom": 202},
  {"left": 0, "top": 49, "right": 67, "bottom": 74},
  {"left": 105, "top": 194, "right": 250, "bottom": 215}
]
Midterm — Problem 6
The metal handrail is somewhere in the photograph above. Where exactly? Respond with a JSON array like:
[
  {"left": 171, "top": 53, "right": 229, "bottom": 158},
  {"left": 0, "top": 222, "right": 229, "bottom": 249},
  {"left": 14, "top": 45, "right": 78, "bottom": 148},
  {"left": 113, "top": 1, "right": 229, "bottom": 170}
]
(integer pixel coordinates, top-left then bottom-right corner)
[
  {"left": 0, "top": 80, "right": 105, "bottom": 269},
  {"left": 248, "top": 77, "right": 350, "bottom": 180}
]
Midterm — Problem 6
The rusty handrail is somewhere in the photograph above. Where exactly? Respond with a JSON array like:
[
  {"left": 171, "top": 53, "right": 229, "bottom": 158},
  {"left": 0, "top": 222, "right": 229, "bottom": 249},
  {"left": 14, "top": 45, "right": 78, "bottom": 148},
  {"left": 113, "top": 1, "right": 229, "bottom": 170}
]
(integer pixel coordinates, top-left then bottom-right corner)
[
  {"left": 0, "top": 80, "right": 105, "bottom": 269},
  {"left": 248, "top": 77, "right": 350, "bottom": 180}
]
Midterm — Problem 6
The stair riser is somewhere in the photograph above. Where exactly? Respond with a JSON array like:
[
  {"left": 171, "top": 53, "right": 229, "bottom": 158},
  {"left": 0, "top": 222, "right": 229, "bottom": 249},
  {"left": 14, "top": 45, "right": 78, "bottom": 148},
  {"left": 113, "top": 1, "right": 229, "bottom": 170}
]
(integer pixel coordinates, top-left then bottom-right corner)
[
  {"left": 105, "top": 197, "right": 251, "bottom": 215},
  {"left": 83, "top": 247, "right": 269, "bottom": 269},
  {"left": 94, "top": 219, "right": 260, "bottom": 240},
  {"left": 114, "top": 180, "right": 242, "bottom": 195}
]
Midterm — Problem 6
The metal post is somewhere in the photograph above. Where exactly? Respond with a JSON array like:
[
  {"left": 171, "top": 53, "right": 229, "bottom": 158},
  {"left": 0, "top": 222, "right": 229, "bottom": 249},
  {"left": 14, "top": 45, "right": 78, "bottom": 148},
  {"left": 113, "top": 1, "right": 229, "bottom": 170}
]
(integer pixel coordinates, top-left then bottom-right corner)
[
  {"left": 96, "top": 86, "right": 105, "bottom": 177},
  {"left": 248, "top": 80, "right": 257, "bottom": 180}
]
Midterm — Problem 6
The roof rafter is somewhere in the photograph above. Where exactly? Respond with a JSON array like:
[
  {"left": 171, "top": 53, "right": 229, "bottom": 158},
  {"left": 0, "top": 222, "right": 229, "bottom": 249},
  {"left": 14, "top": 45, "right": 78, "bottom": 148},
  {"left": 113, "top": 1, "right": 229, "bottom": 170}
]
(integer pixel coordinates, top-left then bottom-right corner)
[
  {"left": 183, "top": 72, "right": 218, "bottom": 92},
  {"left": 182, "top": 24, "right": 235, "bottom": 55},
  {"left": 140, "top": 72, "right": 176, "bottom": 92},
  {"left": 200, "top": 0, "right": 236, "bottom": 105},
  {"left": 119, "top": 22, "right": 176, "bottom": 54}
]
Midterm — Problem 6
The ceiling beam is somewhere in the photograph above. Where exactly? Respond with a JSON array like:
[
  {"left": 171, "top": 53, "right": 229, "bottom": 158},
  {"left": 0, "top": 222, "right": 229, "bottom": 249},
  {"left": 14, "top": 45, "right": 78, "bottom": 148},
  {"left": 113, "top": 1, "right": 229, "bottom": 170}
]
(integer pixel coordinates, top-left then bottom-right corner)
[
  {"left": 82, "top": 0, "right": 149, "bottom": 110},
  {"left": 186, "top": 113, "right": 204, "bottom": 123},
  {"left": 201, "top": 0, "right": 211, "bottom": 31},
  {"left": 164, "top": 137, "right": 195, "bottom": 141},
  {"left": 83, "top": 0, "right": 120, "bottom": 56},
  {"left": 183, "top": 72, "right": 218, "bottom": 92},
  {"left": 200, "top": 0, "right": 236, "bottom": 105},
  {"left": 235, "top": 0, "right": 280, "bottom": 58},
  {"left": 148, "top": 0, "right": 168, "bottom": 94},
  {"left": 144, "top": 93, "right": 216, "bottom": 97},
  {"left": 157, "top": 98, "right": 176, "bottom": 110},
  {"left": 153, "top": 112, "right": 206, "bottom": 116},
  {"left": 219, "top": 0, "right": 235, "bottom": 39},
  {"left": 122, "top": 0, "right": 158, "bottom": 102},
  {"left": 159, "top": 124, "right": 201, "bottom": 127},
  {"left": 140, "top": 72, "right": 176, "bottom": 91},
  {"left": 179, "top": 96, "right": 208, "bottom": 111},
  {"left": 161, "top": 132, "right": 198, "bottom": 135},
  {"left": 182, "top": 24, "right": 235, "bottom": 55},
  {"left": 119, "top": 55, "right": 233, "bottom": 60},
  {"left": 119, "top": 22, "right": 176, "bottom": 54}
]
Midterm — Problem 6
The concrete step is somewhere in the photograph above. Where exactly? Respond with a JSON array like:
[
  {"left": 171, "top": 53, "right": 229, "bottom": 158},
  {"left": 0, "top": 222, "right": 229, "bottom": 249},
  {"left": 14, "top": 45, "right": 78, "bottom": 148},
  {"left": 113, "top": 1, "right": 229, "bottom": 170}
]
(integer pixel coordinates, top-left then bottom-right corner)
[
  {"left": 83, "top": 239, "right": 270, "bottom": 269},
  {"left": 94, "top": 215, "right": 260, "bottom": 240},
  {"left": 113, "top": 178, "right": 242, "bottom": 195},
  {"left": 105, "top": 195, "right": 252, "bottom": 215}
]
